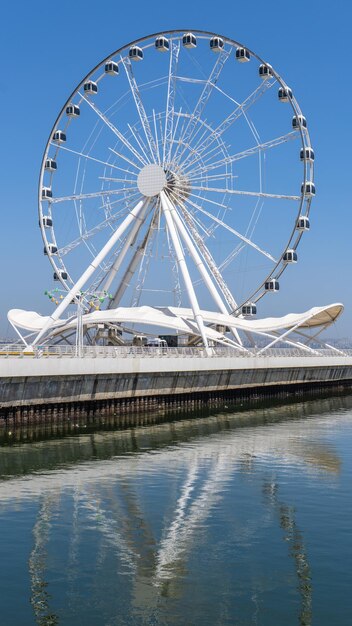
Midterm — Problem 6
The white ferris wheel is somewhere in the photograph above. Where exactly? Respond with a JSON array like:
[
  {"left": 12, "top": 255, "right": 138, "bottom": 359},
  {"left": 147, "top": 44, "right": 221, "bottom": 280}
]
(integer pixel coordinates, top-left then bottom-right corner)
[{"left": 34, "top": 30, "right": 318, "bottom": 349}]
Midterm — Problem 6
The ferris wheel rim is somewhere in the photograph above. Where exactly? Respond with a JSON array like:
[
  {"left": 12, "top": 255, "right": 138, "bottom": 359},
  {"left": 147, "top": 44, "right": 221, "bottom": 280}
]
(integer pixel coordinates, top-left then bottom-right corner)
[{"left": 38, "top": 29, "right": 314, "bottom": 316}]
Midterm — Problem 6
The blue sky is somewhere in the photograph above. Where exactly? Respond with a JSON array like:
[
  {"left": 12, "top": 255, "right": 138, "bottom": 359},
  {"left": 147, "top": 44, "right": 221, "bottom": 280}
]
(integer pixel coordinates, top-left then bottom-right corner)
[{"left": 0, "top": 0, "right": 350, "bottom": 338}]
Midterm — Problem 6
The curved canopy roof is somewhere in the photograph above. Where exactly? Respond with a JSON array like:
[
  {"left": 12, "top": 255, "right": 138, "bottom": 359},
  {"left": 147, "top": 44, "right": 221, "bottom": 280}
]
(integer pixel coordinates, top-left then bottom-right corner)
[{"left": 8, "top": 303, "right": 343, "bottom": 339}]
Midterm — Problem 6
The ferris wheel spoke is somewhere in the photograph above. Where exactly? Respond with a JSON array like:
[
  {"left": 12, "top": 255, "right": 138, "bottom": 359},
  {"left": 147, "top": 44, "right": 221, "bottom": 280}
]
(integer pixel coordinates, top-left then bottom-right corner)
[
  {"left": 189, "top": 172, "right": 235, "bottom": 184},
  {"left": 152, "top": 110, "right": 162, "bottom": 165},
  {"left": 167, "top": 188, "right": 212, "bottom": 238},
  {"left": 219, "top": 244, "right": 246, "bottom": 271},
  {"left": 108, "top": 147, "right": 144, "bottom": 171},
  {"left": 51, "top": 187, "right": 139, "bottom": 204},
  {"left": 184, "top": 196, "right": 277, "bottom": 262},
  {"left": 99, "top": 176, "right": 137, "bottom": 184},
  {"left": 127, "top": 122, "right": 155, "bottom": 166},
  {"left": 187, "top": 131, "right": 298, "bottom": 178},
  {"left": 172, "top": 48, "right": 231, "bottom": 165},
  {"left": 188, "top": 190, "right": 230, "bottom": 210},
  {"left": 182, "top": 78, "right": 276, "bottom": 169},
  {"left": 59, "top": 196, "right": 143, "bottom": 256},
  {"left": 50, "top": 144, "right": 138, "bottom": 176},
  {"left": 79, "top": 92, "right": 148, "bottom": 167},
  {"left": 176, "top": 115, "right": 211, "bottom": 161},
  {"left": 163, "top": 40, "right": 181, "bottom": 165},
  {"left": 122, "top": 57, "right": 159, "bottom": 163},
  {"left": 167, "top": 195, "right": 238, "bottom": 311},
  {"left": 183, "top": 139, "right": 229, "bottom": 175},
  {"left": 191, "top": 186, "right": 301, "bottom": 201}
]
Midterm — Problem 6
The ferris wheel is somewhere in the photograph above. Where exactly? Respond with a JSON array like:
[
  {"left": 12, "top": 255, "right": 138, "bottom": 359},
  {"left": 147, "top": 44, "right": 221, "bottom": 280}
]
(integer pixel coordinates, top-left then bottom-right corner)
[{"left": 38, "top": 29, "right": 314, "bottom": 342}]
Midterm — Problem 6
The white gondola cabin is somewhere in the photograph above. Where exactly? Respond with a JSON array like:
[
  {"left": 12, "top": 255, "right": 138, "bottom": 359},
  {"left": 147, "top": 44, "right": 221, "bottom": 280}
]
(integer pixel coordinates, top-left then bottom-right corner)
[
  {"left": 242, "top": 303, "right": 257, "bottom": 316},
  {"left": 54, "top": 271, "right": 68, "bottom": 281},
  {"left": 155, "top": 36, "right": 169, "bottom": 52},
  {"left": 278, "top": 86, "right": 293, "bottom": 102},
  {"left": 66, "top": 104, "right": 80, "bottom": 117},
  {"left": 44, "top": 244, "right": 57, "bottom": 255},
  {"left": 84, "top": 81, "right": 98, "bottom": 95},
  {"left": 296, "top": 216, "right": 310, "bottom": 231},
  {"left": 52, "top": 130, "right": 66, "bottom": 143},
  {"left": 235, "top": 47, "right": 250, "bottom": 62},
  {"left": 301, "top": 181, "right": 316, "bottom": 197},
  {"left": 45, "top": 159, "right": 57, "bottom": 172},
  {"left": 265, "top": 279, "right": 279, "bottom": 291},
  {"left": 42, "top": 216, "right": 53, "bottom": 228},
  {"left": 283, "top": 249, "right": 298, "bottom": 263},
  {"left": 259, "top": 64, "right": 273, "bottom": 79},
  {"left": 129, "top": 46, "right": 143, "bottom": 61},
  {"left": 300, "top": 147, "right": 315, "bottom": 162},
  {"left": 210, "top": 36, "right": 224, "bottom": 52},
  {"left": 41, "top": 187, "right": 52, "bottom": 200},
  {"left": 292, "top": 115, "right": 307, "bottom": 130},
  {"left": 105, "top": 60, "right": 119, "bottom": 75},
  {"left": 182, "top": 32, "right": 197, "bottom": 48}
]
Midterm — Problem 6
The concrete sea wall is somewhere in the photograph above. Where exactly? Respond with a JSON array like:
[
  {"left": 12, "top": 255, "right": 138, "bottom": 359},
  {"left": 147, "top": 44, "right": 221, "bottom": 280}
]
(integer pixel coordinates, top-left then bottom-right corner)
[{"left": 1, "top": 353, "right": 352, "bottom": 423}]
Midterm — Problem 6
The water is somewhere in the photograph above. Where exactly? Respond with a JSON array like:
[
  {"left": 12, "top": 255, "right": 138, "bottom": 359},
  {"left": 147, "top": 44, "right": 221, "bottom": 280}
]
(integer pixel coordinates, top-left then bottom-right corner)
[{"left": 0, "top": 394, "right": 352, "bottom": 625}]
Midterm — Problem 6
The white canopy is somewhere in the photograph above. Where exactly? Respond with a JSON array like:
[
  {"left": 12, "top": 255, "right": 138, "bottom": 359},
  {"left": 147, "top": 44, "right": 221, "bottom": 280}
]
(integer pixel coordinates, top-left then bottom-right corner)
[{"left": 8, "top": 303, "right": 343, "bottom": 338}]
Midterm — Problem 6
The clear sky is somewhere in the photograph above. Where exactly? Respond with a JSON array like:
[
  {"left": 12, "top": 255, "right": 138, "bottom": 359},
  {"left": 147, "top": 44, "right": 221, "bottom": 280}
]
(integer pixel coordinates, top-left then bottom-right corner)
[{"left": 0, "top": 0, "right": 350, "bottom": 338}]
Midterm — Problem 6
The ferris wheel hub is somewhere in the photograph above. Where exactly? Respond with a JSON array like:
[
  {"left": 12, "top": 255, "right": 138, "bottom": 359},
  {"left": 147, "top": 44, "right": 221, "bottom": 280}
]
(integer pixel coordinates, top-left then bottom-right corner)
[{"left": 137, "top": 163, "right": 167, "bottom": 197}]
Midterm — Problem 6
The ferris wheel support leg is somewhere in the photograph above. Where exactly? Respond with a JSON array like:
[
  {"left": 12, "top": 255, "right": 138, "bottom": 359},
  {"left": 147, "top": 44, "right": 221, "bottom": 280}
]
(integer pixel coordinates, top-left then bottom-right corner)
[
  {"left": 108, "top": 213, "right": 156, "bottom": 309},
  {"left": 165, "top": 196, "right": 244, "bottom": 349},
  {"left": 31, "top": 198, "right": 147, "bottom": 347},
  {"left": 160, "top": 191, "right": 210, "bottom": 352},
  {"left": 102, "top": 199, "right": 150, "bottom": 293}
]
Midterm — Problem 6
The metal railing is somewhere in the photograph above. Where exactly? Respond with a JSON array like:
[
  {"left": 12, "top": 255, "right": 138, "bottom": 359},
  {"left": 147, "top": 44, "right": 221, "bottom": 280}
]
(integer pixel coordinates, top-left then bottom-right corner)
[{"left": 0, "top": 344, "right": 351, "bottom": 359}]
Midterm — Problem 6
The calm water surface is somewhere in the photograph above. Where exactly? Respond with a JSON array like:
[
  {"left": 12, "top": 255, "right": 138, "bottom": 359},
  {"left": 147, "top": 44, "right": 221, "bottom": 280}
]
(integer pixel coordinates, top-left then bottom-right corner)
[{"left": 0, "top": 394, "right": 352, "bottom": 626}]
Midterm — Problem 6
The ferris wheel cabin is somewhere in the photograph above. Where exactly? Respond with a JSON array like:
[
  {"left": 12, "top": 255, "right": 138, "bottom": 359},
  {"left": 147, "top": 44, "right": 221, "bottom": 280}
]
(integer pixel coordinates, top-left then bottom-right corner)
[
  {"left": 301, "top": 181, "right": 316, "bottom": 197},
  {"left": 44, "top": 159, "right": 57, "bottom": 172},
  {"left": 278, "top": 86, "right": 293, "bottom": 101},
  {"left": 235, "top": 47, "right": 250, "bottom": 62},
  {"left": 83, "top": 81, "right": 98, "bottom": 95},
  {"left": 265, "top": 279, "right": 280, "bottom": 292},
  {"left": 66, "top": 104, "right": 80, "bottom": 117},
  {"left": 155, "top": 36, "right": 169, "bottom": 52},
  {"left": 41, "top": 187, "right": 52, "bottom": 200},
  {"left": 44, "top": 244, "right": 57, "bottom": 255},
  {"left": 241, "top": 303, "right": 257, "bottom": 316},
  {"left": 129, "top": 46, "right": 143, "bottom": 61},
  {"left": 297, "top": 216, "right": 310, "bottom": 230},
  {"left": 300, "top": 147, "right": 315, "bottom": 162},
  {"left": 259, "top": 64, "right": 273, "bottom": 79},
  {"left": 182, "top": 32, "right": 197, "bottom": 48},
  {"left": 210, "top": 37, "right": 224, "bottom": 52},
  {"left": 52, "top": 130, "right": 66, "bottom": 144},
  {"left": 105, "top": 60, "right": 119, "bottom": 75},
  {"left": 41, "top": 216, "right": 53, "bottom": 228},
  {"left": 53, "top": 271, "right": 68, "bottom": 281},
  {"left": 292, "top": 115, "right": 307, "bottom": 130},
  {"left": 283, "top": 249, "right": 298, "bottom": 263}
]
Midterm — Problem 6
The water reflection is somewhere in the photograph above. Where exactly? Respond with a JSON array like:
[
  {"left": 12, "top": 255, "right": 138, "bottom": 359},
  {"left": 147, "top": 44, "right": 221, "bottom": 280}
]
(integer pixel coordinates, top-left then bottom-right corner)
[
  {"left": 29, "top": 497, "right": 59, "bottom": 626},
  {"left": 0, "top": 393, "right": 351, "bottom": 625},
  {"left": 263, "top": 482, "right": 312, "bottom": 626},
  {"left": 1, "top": 392, "right": 350, "bottom": 480}
]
